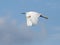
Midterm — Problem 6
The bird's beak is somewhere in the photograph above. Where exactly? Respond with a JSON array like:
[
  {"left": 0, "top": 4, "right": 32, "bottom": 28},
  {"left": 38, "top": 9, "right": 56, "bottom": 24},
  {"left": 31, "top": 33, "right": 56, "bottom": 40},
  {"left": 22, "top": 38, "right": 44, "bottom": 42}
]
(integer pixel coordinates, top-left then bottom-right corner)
[
  {"left": 43, "top": 16, "right": 48, "bottom": 19},
  {"left": 21, "top": 13, "right": 26, "bottom": 14},
  {"left": 40, "top": 15, "right": 48, "bottom": 19}
]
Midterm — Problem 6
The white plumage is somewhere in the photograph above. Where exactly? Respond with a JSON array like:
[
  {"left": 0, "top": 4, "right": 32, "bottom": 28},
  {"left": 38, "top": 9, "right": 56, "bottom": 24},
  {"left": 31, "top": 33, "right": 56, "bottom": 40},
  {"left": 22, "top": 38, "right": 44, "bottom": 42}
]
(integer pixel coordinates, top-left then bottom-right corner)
[
  {"left": 26, "top": 11, "right": 42, "bottom": 26},
  {"left": 21, "top": 11, "right": 48, "bottom": 26}
]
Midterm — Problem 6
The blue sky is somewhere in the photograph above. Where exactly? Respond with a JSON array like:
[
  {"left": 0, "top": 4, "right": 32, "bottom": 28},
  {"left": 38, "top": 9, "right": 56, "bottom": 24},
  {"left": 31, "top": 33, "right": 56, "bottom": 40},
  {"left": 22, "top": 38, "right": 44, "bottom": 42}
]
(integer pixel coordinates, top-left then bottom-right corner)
[{"left": 0, "top": 0, "right": 60, "bottom": 45}]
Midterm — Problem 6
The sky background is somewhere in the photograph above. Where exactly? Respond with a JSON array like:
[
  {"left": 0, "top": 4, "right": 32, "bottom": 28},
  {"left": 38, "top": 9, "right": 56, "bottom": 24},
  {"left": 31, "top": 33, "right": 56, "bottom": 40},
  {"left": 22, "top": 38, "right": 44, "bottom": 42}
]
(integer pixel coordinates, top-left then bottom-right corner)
[{"left": 0, "top": 0, "right": 60, "bottom": 45}]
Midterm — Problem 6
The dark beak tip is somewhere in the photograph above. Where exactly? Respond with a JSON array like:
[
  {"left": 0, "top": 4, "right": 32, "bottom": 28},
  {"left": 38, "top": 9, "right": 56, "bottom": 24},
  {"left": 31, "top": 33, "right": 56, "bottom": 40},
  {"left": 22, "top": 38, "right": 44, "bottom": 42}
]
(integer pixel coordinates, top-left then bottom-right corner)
[{"left": 46, "top": 17, "right": 48, "bottom": 19}]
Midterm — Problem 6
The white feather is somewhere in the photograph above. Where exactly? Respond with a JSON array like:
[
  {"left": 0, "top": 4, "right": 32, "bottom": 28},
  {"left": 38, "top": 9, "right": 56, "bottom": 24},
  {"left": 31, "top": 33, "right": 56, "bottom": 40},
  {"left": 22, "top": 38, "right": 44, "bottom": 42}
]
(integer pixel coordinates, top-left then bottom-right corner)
[{"left": 26, "top": 11, "right": 41, "bottom": 26}]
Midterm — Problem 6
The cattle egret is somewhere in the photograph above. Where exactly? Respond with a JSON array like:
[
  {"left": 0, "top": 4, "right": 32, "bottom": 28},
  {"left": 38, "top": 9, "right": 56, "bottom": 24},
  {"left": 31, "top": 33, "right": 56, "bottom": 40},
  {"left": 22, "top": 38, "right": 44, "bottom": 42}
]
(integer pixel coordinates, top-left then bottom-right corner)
[{"left": 21, "top": 11, "right": 48, "bottom": 26}]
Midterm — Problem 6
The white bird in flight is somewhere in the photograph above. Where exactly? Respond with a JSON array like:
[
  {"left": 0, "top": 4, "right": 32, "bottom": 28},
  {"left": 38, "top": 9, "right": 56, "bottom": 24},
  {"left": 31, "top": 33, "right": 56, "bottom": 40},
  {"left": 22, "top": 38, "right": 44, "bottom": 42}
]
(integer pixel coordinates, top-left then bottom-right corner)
[{"left": 21, "top": 11, "right": 48, "bottom": 26}]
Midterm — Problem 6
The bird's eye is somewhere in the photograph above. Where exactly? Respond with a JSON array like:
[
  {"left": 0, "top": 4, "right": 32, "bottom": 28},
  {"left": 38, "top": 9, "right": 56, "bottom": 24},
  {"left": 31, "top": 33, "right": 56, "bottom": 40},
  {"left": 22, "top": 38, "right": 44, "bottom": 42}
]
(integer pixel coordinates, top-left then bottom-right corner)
[{"left": 27, "top": 16, "right": 31, "bottom": 18}]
